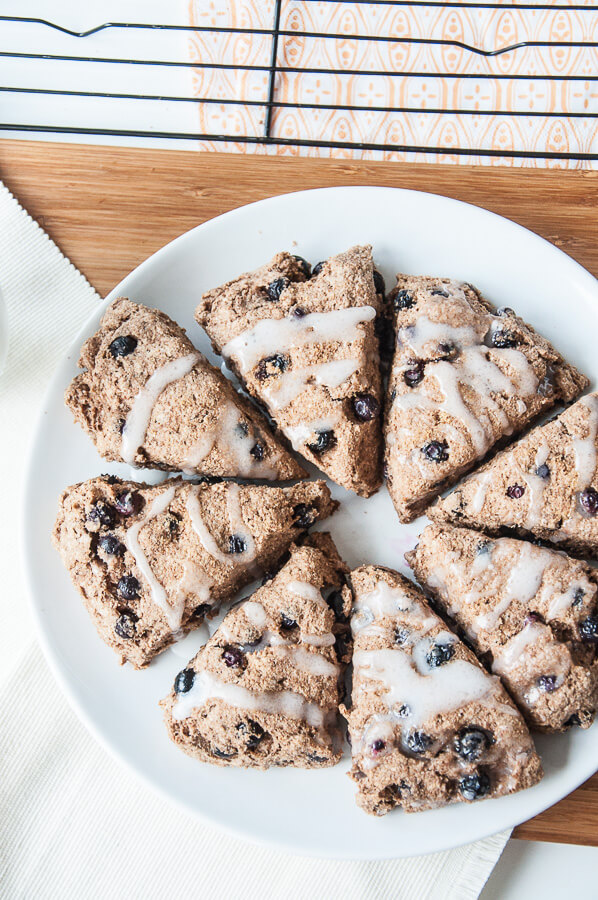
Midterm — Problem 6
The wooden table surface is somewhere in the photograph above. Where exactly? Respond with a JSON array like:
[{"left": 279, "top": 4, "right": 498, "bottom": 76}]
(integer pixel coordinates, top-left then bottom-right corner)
[{"left": 3, "top": 138, "right": 597, "bottom": 847}]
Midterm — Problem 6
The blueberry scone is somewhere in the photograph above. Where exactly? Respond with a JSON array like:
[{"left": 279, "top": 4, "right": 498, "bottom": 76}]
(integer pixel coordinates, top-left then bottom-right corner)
[
  {"left": 384, "top": 276, "right": 587, "bottom": 522},
  {"left": 430, "top": 393, "right": 598, "bottom": 556},
  {"left": 195, "top": 246, "right": 384, "bottom": 496},
  {"left": 409, "top": 524, "right": 598, "bottom": 732},
  {"left": 342, "top": 565, "right": 542, "bottom": 816},
  {"left": 53, "top": 475, "right": 336, "bottom": 668},
  {"left": 162, "top": 534, "right": 352, "bottom": 768},
  {"left": 65, "top": 298, "right": 305, "bottom": 481}
]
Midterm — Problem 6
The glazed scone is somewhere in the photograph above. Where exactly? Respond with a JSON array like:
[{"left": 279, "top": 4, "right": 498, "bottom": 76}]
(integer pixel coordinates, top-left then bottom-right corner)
[
  {"left": 162, "top": 534, "right": 352, "bottom": 768},
  {"left": 53, "top": 475, "right": 337, "bottom": 668},
  {"left": 342, "top": 565, "right": 542, "bottom": 816},
  {"left": 430, "top": 393, "right": 598, "bottom": 556},
  {"left": 408, "top": 524, "right": 598, "bottom": 732},
  {"left": 65, "top": 298, "right": 305, "bottom": 481},
  {"left": 384, "top": 276, "right": 587, "bottom": 522},
  {"left": 195, "top": 247, "right": 384, "bottom": 497}
]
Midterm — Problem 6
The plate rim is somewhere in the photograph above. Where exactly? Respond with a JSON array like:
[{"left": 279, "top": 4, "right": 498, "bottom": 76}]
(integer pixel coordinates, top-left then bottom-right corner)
[{"left": 22, "top": 184, "right": 598, "bottom": 859}]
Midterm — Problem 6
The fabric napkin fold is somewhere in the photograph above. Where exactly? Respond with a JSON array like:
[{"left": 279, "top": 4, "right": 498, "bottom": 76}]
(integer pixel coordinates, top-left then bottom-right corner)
[{"left": 0, "top": 180, "right": 510, "bottom": 897}]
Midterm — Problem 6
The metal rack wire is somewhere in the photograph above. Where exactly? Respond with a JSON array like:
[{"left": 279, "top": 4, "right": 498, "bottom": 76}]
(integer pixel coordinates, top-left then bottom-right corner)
[{"left": 0, "top": 2, "right": 596, "bottom": 160}]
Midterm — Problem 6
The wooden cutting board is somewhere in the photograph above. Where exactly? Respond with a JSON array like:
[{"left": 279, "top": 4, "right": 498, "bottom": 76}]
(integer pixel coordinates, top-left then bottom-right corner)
[{"left": 2, "top": 139, "right": 597, "bottom": 847}]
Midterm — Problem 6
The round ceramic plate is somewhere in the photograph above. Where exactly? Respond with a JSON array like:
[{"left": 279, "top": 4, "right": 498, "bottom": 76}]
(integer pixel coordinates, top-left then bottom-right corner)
[{"left": 24, "top": 186, "right": 598, "bottom": 859}]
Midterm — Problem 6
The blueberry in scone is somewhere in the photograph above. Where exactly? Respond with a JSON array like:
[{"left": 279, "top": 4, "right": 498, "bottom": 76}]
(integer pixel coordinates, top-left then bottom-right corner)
[
  {"left": 162, "top": 534, "right": 351, "bottom": 768},
  {"left": 383, "top": 275, "right": 587, "bottom": 522},
  {"left": 408, "top": 523, "right": 598, "bottom": 732},
  {"left": 342, "top": 565, "right": 542, "bottom": 816},
  {"left": 53, "top": 475, "right": 337, "bottom": 668},
  {"left": 65, "top": 297, "right": 305, "bottom": 481},
  {"left": 195, "top": 246, "right": 385, "bottom": 497}
]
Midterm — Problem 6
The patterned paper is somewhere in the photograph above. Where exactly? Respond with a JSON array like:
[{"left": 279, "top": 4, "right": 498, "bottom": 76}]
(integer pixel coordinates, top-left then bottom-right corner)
[{"left": 188, "top": 1, "right": 598, "bottom": 167}]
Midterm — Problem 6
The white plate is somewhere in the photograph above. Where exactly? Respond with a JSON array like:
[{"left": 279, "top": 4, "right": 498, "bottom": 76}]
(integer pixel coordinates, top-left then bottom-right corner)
[{"left": 23, "top": 187, "right": 598, "bottom": 859}]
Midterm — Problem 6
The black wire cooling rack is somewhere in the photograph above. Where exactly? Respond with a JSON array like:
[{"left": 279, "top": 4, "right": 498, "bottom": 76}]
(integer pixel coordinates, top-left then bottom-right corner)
[{"left": 0, "top": 2, "right": 597, "bottom": 161}]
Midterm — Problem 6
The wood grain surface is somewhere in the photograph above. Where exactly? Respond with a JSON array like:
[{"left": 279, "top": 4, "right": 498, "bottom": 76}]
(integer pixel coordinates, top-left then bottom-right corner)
[{"left": 2, "top": 139, "right": 597, "bottom": 846}]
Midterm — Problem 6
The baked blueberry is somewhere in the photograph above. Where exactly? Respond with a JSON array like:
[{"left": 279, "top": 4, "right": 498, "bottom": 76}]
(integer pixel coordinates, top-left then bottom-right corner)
[
  {"left": 292, "top": 255, "right": 311, "bottom": 277},
  {"left": 280, "top": 612, "right": 298, "bottom": 630},
  {"left": 579, "top": 615, "right": 598, "bottom": 642},
  {"left": 397, "top": 704, "right": 411, "bottom": 718},
  {"left": 326, "top": 590, "right": 348, "bottom": 624},
  {"left": 403, "top": 361, "right": 424, "bottom": 387},
  {"left": 373, "top": 270, "right": 385, "bottom": 296},
  {"left": 292, "top": 305, "right": 306, "bottom": 318},
  {"left": 98, "top": 534, "right": 125, "bottom": 556},
  {"left": 524, "top": 612, "right": 543, "bottom": 626},
  {"left": 496, "top": 306, "right": 514, "bottom": 317},
  {"left": 537, "top": 372, "right": 555, "bottom": 396},
  {"left": 394, "top": 627, "right": 409, "bottom": 645},
  {"left": 476, "top": 539, "right": 493, "bottom": 556},
  {"left": 255, "top": 353, "right": 289, "bottom": 380},
  {"left": 87, "top": 500, "right": 116, "bottom": 529},
  {"left": 454, "top": 727, "right": 492, "bottom": 762},
  {"left": 266, "top": 277, "right": 290, "bottom": 302},
  {"left": 490, "top": 329, "right": 518, "bottom": 349},
  {"left": 426, "top": 642, "right": 455, "bottom": 668},
  {"left": 115, "top": 490, "right": 144, "bottom": 517},
  {"left": 307, "top": 751, "right": 329, "bottom": 764},
  {"left": 370, "top": 739, "right": 386, "bottom": 755},
  {"left": 579, "top": 488, "right": 598, "bottom": 516},
  {"left": 311, "top": 261, "right": 325, "bottom": 278},
  {"left": 459, "top": 771, "right": 490, "bottom": 801},
  {"left": 536, "top": 464, "right": 550, "bottom": 479},
  {"left": 537, "top": 674, "right": 558, "bottom": 693},
  {"left": 351, "top": 394, "right": 380, "bottom": 422},
  {"left": 174, "top": 668, "right": 195, "bottom": 694},
  {"left": 405, "top": 731, "right": 432, "bottom": 755},
  {"left": 228, "top": 535, "right": 247, "bottom": 554},
  {"left": 249, "top": 441, "right": 265, "bottom": 461},
  {"left": 115, "top": 609, "right": 138, "bottom": 639},
  {"left": 430, "top": 288, "right": 449, "bottom": 298},
  {"left": 117, "top": 574, "right": 140, "bottom": 601},
  {"left": 222, "top": 645, "right": 245, "bottom": 668},
  {"left": 292, "top": 503, "right": 316, "bottom": 528},
  {"left": 212, "top": 747, "right": 237, "bottom": 759},
  {"left": 422, "top": 440, "right": 449, "bottom": 463},
  {"left": 307, "top": 429, "right": 336, "bottom": 455},
  {"left": 109, "top": 335, "right": 138, "bottom": 358},
  {"left": 438, "top": 341, "right": 458, "bottom": 360},
  {"left": 572, "top": 587, "right": 585, "bottom": 607},
  {"left": 506, "top": 484, "right": 525, "bottom": 499},
  {"left": 192, "top": 603, "right": 211, "bottom": 619},
  {"left": 237, "top": 719, "right": 265, "bottom": 749},
  {"left": 393, "top": 289, "right": 414, "bottom": 311}
]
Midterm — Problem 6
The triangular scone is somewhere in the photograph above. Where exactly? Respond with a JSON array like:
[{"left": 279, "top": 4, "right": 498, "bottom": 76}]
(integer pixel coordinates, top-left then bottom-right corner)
[
  {"left": 65, "top": 298, "right": 305, "bottom": 481},
  {"left": 162, "top": 533, "right": 352, "bottom": 768},
  {"left": 53, "top": 475, "right": 336, "bottom": 668},
  {"left": 409, "top": 524, "right": 598, "bottom": 732},
  {"left": 384, "top": 276, "right": 587, "bottom": 521},
  {"left": 196, "top": 246, "right": 384, "bottom": 496},
  {"left": 430, "top": 393, "right": 598, "bottom": 556},
  {"left": 342, "top": 565, "right": 542, "bottom": 816}
]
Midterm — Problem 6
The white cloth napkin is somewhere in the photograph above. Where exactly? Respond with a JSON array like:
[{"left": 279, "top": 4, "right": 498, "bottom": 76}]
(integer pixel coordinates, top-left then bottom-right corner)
[{"left": 0, "top": 181, "right": 510, "bottom": 897}]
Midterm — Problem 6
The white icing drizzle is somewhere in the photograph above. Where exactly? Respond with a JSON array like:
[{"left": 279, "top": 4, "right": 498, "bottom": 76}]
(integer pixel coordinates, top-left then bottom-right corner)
[
  {"left": 351, "top": 581, "right": 437, "bottom": 639},
  {"left": 275, "top": 645, "right": 338, "bottom": 677},
  {"left": 121, "top": 352, "right": 200, "bottom": 465},
  {"left": 492, "top": 622, "right": 571, "bottom": 707},
  {"left": 286, "top": 580, "right": 327, "bottom": 608},
  {"left": 261, "top": 358, "right": 359, "bottom": 411},
  {"left": 124, "top": 486, "right": 181, "bottom": 629},
  {"left": 473, "top": 542, "right": 548, "bottom": 633},
  {"left": 184, "top": 403, "right": 278, "bottom": 478},
  {"left": 186, "top": 484, "right": 256, "bottom": 566},
  {"left": 242, "top": 600, "right": 268, "bottom": 629},
  {"left": 571, "top": 395, "right": 598, "bottom": 489},
  {"left": 222, "top": 306, "right": 377, "bottom": 373},
  {"left": 172, "top": 670, "right": 332, "bottom": 726},
  {"left": 470, "top": 471, "right": 493, "bottom": 515},
  {"left": 285, "top": 414, "right": 341, "bottom": 451},
  {"left": 392, "top": 293, "right": 538, "bottom": 457},
  {"left": 302, "top": 632, "right": 336, "bottom": 647}
]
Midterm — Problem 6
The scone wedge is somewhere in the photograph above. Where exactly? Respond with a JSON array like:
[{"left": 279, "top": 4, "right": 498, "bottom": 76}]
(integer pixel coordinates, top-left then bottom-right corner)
[
  {"left": 53, "top": 475, "right": 337, "bottom": 668},
  {"left": 430, "top": 393, "right": 598, "bottom": 556},
  {"left": 162, "top": 534, "right": 351, "bottom": 768},
  {"left": 65, "top": 297, "right": 305, "bottom": 481},
  {"left": 195, "top": 246, "right": 384, "bottom": 496},
  {"left": 384, "top": 276, "right": 587, "bottom": 522},
  {"left": 409, "top": 524, "right": 598, "bottom": 732},
  {"left": 342, "top": 565, "right": 542, "bottom": 816}
]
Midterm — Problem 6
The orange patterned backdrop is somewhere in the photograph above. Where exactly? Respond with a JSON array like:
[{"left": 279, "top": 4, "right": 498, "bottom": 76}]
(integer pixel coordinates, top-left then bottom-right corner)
[{"left": 188, "top": 1, "right": 598, "bottom": 167}]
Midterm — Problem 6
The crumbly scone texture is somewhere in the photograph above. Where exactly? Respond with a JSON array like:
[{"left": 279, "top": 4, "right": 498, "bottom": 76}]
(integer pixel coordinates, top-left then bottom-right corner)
[
  {"left": 162, "top": 533, "right": 352, "bottom": 769},
  {"left": 409, "top": 524, "right": 598, "bottom": 732},
  {"left": 65, "top": 297, "right": 305, "bottom": 481},
  {"left": 384, "top": 276, "right": 588, "bottom": 522},
  {"left": 195, "top": 246, "right": 384, "bottom": 497},
  {"left": 342, "top": 565, "right": 542, "bottom": 816},
  {"left": 430, "top": 393, "right": 598, "bottom": 556},
  {"left": 52, "top": 475, "right": 337, "bottom": 668}
]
